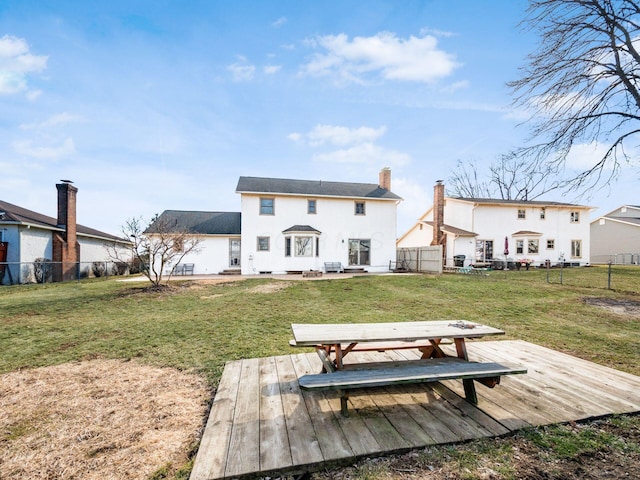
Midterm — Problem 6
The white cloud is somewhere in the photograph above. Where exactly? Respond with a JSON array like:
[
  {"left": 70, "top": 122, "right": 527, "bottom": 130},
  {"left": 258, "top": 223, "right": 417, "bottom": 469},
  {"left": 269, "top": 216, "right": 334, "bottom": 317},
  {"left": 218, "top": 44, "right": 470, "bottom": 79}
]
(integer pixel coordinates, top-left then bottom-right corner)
[
  {"left": 563, "top": 141, "right": 636, "bottom": 171},
  {"left": 313, "top": 142, "right": 410, "bottom": 167},
  {"left": 300, "top": 31, "right": 459, "bottom": 85},
  {"left": 227, "top": 59, "right": 255, "bottom": 81},
  {"left": 12, "top": 137, "right": 76, "bottom": 160},
  {"left": 272, "top": 17, "right": 287, "bottom": 28},
  {"left": 0, "top": 35, "right": 48, "bottom": 96},
  {"left": 264, "top": 64, "right": 281, "bottom": 75},
  {"left": 287, "top": 132, "right": 302, "bottom": 142},
  {"left": 307, "top": 124, "right": 387, "bottom": 146},
  {"left": 20, "top": 112, "right": 83, "bottom": 130}
]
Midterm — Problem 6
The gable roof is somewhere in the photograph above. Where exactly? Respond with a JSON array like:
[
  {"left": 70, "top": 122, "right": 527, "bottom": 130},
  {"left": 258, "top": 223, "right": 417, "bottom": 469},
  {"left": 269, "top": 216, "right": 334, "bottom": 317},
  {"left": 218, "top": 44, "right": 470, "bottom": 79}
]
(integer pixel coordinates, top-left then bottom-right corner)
[
  {"left": 0, "top": 199, "right": 124, "bottom": 242},
  {"left": 236, "top": 176, "right": 402, "bottom": 200},
  {"left": 451, "top": 197, "right": 591, "bottom": 208},
  {"left": 147, "top": 210, "right": 241, "bottom": 235}
]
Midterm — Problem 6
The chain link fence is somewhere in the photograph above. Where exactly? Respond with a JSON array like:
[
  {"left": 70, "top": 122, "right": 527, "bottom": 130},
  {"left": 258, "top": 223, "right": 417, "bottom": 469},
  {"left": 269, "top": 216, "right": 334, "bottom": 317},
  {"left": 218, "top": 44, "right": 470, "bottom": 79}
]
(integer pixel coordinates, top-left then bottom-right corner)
[{"left": 0, "top": 260, "right": 140, "bottom": 285}]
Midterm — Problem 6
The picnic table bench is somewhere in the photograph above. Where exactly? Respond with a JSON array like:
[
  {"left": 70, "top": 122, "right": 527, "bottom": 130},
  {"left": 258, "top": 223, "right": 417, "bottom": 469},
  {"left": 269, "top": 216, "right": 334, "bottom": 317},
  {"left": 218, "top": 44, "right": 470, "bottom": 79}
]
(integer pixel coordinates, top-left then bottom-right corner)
[{"left": 291, "top": 320, "right": 527, "bottom": 416}]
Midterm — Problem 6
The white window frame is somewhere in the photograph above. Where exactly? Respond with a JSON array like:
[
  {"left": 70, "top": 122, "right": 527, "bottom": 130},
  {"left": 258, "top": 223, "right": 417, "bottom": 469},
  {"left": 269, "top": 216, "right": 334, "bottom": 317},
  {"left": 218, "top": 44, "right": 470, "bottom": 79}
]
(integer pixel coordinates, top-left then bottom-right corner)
[
  {"left": 517, "top": 209, "right": 526, "bottom": 219},
  {"left": 571, "top": 240, "right": 582, "bottom": 258},
  {"left": 570, "top": 211, "right": 580, "bottom": 223},
  {"left": 354, "top": 201, "right": 366, "bottom": 215},
  {"left": 546, "top": 239, "right": 555, "bottom": 250},
  {"left": 528, "top": 239, "right": 539, "bottom": 254}
]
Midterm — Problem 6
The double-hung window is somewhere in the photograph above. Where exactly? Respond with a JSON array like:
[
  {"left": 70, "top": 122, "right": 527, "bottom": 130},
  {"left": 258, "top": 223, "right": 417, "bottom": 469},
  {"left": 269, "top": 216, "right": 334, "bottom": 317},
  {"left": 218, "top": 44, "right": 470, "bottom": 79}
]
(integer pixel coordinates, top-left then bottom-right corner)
[
  {"left": 257, "top": 236, "right": 270, "bottom": 251},
  {"left": 307, "top": 199, "right": 316, "bottom": 214},
  {"left": 260, "top": 198, "right": 274, "bottom": 215},
  {"left": 355, "top": 202, "right": 366, "bottom": 215}
]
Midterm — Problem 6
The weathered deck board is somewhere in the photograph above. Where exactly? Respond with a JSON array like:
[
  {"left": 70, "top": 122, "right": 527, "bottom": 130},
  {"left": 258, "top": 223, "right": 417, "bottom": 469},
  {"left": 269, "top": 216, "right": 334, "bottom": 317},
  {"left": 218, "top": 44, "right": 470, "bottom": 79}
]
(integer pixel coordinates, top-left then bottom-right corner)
[{"left": 190, "top": 340, "right": 640, "bottom": 480}]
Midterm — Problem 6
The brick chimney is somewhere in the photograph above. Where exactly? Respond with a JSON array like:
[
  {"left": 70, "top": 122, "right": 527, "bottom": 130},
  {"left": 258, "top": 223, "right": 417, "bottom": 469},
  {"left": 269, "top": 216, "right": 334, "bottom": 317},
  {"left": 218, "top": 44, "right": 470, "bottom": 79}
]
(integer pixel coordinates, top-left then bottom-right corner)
[
  {"left": 431, "top": 180, "right": 445, "bottom": 246},
  {"left": 379, "top": 167, "right": 391, "bottom": 190},
  {"left": 52, "top": 181, "right": 80, "bottom": 281}
]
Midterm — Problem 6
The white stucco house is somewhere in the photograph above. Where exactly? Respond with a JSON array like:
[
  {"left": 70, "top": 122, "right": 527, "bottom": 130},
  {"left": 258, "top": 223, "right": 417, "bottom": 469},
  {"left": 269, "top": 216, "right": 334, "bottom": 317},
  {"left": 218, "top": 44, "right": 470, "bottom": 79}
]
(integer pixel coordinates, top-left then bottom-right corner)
[
  {"left": 151, "top": 169, "right": 402, "bottom": 275},
  {"left": 0, "top": 182, "right": 131, "bottom": 284},
  {"left": 397, "top": 181, "right": 593, "bottom": 268},
  {"left": 590, "top": 205, "right": 640, "bottom": 264}
]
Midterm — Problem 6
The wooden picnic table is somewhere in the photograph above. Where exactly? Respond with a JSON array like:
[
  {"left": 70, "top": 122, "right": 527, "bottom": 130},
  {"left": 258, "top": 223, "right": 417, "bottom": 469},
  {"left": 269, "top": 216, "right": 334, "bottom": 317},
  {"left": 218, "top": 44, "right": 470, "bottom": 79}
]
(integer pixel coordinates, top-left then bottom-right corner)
[{"left": 291, "top": 320, "right": 523, "bottom": 414}]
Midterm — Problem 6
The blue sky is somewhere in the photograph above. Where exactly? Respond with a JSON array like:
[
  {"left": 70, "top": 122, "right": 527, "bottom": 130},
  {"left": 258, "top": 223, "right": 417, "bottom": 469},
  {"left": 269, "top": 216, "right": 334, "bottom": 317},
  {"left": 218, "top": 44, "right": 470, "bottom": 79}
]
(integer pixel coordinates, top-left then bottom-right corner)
[{"left": 1, "top": 0, "right": 637, "bottom": 237}]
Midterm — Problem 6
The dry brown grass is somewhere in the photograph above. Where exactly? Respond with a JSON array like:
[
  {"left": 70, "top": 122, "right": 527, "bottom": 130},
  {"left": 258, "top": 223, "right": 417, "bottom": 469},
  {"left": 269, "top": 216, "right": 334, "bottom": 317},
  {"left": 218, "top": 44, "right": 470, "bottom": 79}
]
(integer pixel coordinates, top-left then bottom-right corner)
[{"left": 0, "top": 359, "right": 209, "bottom": 479}]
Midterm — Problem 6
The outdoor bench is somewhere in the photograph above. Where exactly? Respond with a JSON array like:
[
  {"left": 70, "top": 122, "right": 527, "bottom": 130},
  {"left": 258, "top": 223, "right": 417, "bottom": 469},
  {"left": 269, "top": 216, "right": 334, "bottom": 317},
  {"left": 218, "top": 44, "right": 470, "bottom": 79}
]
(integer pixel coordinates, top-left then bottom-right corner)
[
  {"left": 324, "top": 262, "right": 344, "bottom": 273},
  {"left": 298, "top": 356, "right": 527, "bottom": 416}
]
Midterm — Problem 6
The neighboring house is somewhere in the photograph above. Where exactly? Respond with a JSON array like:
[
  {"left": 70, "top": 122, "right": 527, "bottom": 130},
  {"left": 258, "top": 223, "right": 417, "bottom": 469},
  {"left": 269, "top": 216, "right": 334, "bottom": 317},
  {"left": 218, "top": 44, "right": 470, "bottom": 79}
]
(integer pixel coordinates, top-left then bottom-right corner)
[
  {"left": 146, "top": 210, "right": 242, "bottom": 275},
  {"left": 590, "top": 205, "right": 640, "bottom": 264},
  {"left": 152, "top": 168, "right": 402, "bottom": 275},
  {"left": 0, "top": 182, "right": 130, "bottom": 284},
  {"left": 397, "top": 181, "right": 592, "bottom": 268}
]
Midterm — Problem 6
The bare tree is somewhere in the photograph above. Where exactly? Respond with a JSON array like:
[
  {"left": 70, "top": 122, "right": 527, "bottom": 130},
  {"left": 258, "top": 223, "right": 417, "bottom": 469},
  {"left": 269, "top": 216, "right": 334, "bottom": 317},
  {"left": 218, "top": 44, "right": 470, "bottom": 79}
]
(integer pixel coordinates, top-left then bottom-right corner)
[
  {"left": 510, "top": 0, "right": 640, "bottom": 191},
  {"left": 448, "top": 153, "right": 562, "bottom": 199},
  {"left": 108, "top": 215, "right": 202, "bottom": 287}
]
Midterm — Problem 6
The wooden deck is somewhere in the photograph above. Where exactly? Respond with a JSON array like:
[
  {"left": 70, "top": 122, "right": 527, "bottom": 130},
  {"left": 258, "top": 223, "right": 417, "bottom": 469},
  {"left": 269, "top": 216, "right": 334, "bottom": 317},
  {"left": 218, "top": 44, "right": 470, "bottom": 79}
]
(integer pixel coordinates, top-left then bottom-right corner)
[{"left": 191, "top": 340, "right": 640, "bottom": 480}]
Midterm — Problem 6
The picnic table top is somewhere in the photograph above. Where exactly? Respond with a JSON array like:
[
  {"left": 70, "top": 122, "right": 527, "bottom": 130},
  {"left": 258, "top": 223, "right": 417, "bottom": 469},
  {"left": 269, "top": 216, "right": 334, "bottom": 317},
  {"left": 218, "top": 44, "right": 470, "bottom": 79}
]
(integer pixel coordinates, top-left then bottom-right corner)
[{"left": 291, "top": 320, "right": 505, "bottom": 346}]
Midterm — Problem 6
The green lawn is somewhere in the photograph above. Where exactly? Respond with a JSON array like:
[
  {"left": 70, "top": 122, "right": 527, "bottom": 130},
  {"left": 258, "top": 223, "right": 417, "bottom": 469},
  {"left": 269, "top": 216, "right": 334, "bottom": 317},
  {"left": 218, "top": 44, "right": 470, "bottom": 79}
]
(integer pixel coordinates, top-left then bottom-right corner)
[
  {"left": 1, "top": 266, "right": 638, "bottom": 479},
  {"left": 1, "top": 265, "right": 638, "bottom": 384}
]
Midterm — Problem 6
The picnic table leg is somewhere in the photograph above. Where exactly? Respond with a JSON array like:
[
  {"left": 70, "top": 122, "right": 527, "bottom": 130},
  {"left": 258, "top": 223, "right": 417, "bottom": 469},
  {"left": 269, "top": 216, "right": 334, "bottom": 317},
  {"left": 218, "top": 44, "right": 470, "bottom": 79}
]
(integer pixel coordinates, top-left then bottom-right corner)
[
  {"left": 339, "top": 390, "right": 350, "bottom": 416},
  {"left": 454, "top": 338, "right": 478, "bottom": 404}
]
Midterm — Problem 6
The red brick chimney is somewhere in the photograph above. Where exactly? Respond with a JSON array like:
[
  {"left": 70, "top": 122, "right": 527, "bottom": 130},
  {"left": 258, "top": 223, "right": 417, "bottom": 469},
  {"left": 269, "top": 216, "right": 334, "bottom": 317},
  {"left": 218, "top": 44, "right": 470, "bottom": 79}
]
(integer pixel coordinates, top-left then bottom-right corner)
[
  {"left": 379, "top": 167, "right": 391, "bottom": 191},
  {"left": 52, "top": 181, "right": 80, "bottom": 281},
  {"left": 431, "top": 180, "right": 445, "bottom": 246}
]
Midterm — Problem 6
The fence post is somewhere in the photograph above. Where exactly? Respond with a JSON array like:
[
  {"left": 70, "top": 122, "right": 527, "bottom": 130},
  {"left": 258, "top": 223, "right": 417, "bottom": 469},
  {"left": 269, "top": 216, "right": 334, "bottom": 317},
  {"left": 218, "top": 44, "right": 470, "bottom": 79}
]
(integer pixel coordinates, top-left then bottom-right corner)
[{"left": 607, "top": 261, "right": 612, "bottom": 290}]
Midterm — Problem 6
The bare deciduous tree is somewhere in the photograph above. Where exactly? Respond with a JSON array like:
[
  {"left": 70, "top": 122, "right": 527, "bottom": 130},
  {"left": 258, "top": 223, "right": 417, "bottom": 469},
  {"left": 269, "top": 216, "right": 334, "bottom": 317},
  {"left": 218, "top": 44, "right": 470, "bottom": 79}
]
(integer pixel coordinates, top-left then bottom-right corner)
[
  {"left": 108, "top": 215, "right": 202, "bottom": 287},
  {"left": 448, "top": 153, "right": 562, "bottom": 200},
  {"left": 510, "top": 0, "right": 640, "bottom": 191}
]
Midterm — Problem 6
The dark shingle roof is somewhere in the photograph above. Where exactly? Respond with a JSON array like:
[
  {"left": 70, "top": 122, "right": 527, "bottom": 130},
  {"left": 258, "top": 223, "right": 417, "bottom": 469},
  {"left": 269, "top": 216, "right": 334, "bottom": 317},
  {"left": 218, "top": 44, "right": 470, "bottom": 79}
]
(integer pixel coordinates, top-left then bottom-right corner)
[
  {"left": 146, "top": 210, "right": 241, "bottom": 235},
  {"left": 0, "top": 199, "right": 124, "bottom": 242},
  {"left": 236, "top": 176, "right": 402, "bottom": 200},
  {"left": 282, "top": 225, "right": 321, "bottom": 234},
  {"left": 452, "top": 197, "right": 589, "bottom": 208}
]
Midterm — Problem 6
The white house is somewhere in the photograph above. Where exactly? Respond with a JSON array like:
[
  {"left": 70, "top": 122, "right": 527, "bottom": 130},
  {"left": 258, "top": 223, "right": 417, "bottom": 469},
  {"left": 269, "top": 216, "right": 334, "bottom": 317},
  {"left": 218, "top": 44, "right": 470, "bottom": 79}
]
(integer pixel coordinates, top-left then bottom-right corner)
[
  {"left": 236, "top": 169, "right": 401, "bottom": 274},
  {"left": 590, "top": 205, "right": 640, "bottom": 264},
  {"left": 0, "top": 182, "right": 131, "bottom": 284},
  {"left": 151, "top": 169, "right": 402, "bottom": 275},
  {"left": 397, "top": 181, "right": 593, "bottom": 268}
]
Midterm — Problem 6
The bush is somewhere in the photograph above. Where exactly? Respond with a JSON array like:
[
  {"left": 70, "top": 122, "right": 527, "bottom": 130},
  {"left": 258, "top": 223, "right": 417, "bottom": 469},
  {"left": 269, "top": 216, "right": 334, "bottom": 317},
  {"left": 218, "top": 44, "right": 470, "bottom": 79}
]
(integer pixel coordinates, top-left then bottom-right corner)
[
  {"left": 33, "top": 258, "right": 53, "bottom": 284},
  {"left": 92, "top": 262, "right": 107, "bottom": 278}
]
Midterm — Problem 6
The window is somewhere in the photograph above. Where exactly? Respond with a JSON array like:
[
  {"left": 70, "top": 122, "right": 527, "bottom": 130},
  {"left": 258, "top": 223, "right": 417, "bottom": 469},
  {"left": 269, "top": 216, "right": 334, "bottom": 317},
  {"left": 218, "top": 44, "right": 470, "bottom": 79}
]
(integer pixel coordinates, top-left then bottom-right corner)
[
  {"left": 257, "top": 236, "right": 270, "bottom": 251},
  {"left": 540, "top": 208, "right": 546, "bottom": 220},
  {"left": 547, "top": 239, "right": 555, "bottom": 249},
  {"left": 570, "top": 211, "right": 580, "bottom": 223},
  {"left": 528, "top": 239, "right": 539, "bottom": 254},
  {"left": 355, "top": 201, "right": 366, "bottom": 215},
  {"left": 295, "top": 236, "right": 313, "bottom": 256},
  {"left": 260, "top": 198, "right": 274, "bottom": 215},
  {"left": 571, "top": 240, "right": 582, "bottom": 258},
  {"left": 307, "top": 199, "right": 316, "bottom": 214},
  {"left": 517, "top": 209, "right": 526, "bottom": 219},
  {"left": 284, "top": 237, "right": 291, "bottom": 257},
  {"left": 475, "top": 240, "right": 494, "bottom": 262},
  {"left": 348, "top": 239, "right": 370, "bottom": 265},
  {"left": 516, "top": 240, "right": 524, "bottom": 254}
]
